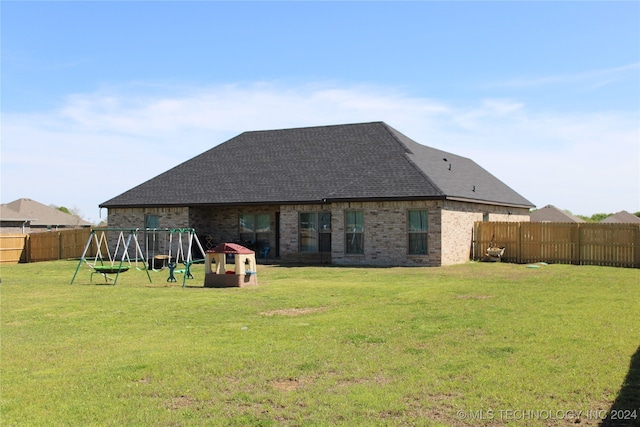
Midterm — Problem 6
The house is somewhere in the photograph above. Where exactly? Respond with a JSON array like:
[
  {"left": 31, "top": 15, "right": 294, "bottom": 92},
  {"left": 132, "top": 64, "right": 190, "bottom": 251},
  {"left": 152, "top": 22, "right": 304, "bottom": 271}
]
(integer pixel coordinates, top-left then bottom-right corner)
[
  {"left": 530, "top": 205, "right": 585, "bottom": 223},
  {"left": 100, "top": 122, "right": 534, "bottom": 266},
  {"left": 0, "top": 198, "right": 92, "bottom": 233},
  {"left": 600, "top": 210, "right": 640, "bottom": 224},
  {"left": 0, "top": 204, "right": 33, "bottom": 234}
]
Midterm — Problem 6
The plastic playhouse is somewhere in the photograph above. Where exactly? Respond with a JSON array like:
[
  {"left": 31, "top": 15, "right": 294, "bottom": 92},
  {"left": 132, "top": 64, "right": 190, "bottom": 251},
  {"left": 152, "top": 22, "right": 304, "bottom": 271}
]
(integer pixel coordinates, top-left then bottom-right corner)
[{"left": 204, "top": 243, "right": 258, "bottom": 288}]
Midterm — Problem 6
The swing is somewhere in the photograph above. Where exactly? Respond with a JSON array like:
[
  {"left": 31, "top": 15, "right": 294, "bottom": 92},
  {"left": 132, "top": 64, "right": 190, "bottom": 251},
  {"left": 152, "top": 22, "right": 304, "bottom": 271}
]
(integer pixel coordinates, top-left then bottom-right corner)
[
  {"left": 90, "top": 265, "right": 131, "bottom": 282},
  {"left": 71, "top": 228, "right": 152, "bottom": 285},
  {"left": 165, "top": 228, "right": 206, "bottom": 287},
  {"left": 146, "top": 229, "right": 178, "bottom": 271}
]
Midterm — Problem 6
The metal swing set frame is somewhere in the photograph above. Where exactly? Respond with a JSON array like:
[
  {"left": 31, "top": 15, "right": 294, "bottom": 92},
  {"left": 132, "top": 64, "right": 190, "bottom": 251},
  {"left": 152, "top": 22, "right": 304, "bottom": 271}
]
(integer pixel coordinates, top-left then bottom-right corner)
[{"left": 70, "top": 228, "right": 205, "bottom": 286}]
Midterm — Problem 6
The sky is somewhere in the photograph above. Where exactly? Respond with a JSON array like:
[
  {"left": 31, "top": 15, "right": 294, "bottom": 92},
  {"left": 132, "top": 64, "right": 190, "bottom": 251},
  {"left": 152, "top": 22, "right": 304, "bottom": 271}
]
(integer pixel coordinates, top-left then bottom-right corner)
[{"left": 2, "top": 1, "right": 639, "bottom": 223}]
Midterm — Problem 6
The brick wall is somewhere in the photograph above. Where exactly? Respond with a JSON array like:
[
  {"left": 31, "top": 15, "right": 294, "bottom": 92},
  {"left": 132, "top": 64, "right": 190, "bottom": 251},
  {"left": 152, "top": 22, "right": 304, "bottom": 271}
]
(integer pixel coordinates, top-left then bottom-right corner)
[
  {"left": 105, "top": 207, "right": 190, "bottom": 257},
  {"left": 440, "top": 201, "right": 530, "bottom": 265},
  {"left": 107, "top": 201, "right": 531, "bottom": 266},
  {"left": 330, "top": 200, "right": 442, "bottom": 267},
  {"left": 279, "top": 201, "right": 442, "bottom": 266},
  {"left": 107, "top": 207, "right": 190, "bottom": 230}
]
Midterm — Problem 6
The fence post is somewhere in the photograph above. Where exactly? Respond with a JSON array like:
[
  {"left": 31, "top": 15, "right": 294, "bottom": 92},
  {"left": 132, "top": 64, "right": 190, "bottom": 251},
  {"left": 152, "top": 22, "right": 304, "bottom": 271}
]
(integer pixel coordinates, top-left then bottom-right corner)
[
  {"left": 517, "top": 222, "right": 522, "bottom": 264},
  {"left": 472, "top": 222, "right": 478, "bottom": 260},
  {"left": 571, "top": 224, "right": 579, "bottom": 265},
  {"left": 635, "top": 225, "right": 640, "bottom": 269}
]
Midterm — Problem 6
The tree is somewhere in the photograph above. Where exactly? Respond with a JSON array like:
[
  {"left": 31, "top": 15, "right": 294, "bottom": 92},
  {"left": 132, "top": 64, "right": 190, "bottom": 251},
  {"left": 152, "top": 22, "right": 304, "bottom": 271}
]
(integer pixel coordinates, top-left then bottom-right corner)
[
  {"left": 51, "top": 205, "right": 85, "bottom": 220},
  {"left": 590, "top": 213, "right": 612, "bottom": 222},
  {"left": 61, "top": 207, "right": 73, "bottom": 215},
  {"left": 575, "top": 213, "right": 614, "bottom": 223}
]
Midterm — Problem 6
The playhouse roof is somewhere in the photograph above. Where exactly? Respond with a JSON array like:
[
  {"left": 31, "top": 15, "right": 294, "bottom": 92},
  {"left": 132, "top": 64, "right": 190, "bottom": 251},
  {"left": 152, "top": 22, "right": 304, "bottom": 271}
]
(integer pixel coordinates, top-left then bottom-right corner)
[{"left": 207, "top": 242, "right": 254, "bottom": 254}]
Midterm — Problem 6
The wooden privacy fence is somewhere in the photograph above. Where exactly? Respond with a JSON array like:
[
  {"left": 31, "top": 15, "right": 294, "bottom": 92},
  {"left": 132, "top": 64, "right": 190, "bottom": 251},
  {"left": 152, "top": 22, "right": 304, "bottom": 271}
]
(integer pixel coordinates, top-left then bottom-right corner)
[
  {"left": 0, "top": 234, "right": 28, "bottom": 264},
  {"left": 474, "top": 222, "right": 640, "bottom": 268},
  {"left": 0, "top": 228, "right": 94, "bottom": 264}
]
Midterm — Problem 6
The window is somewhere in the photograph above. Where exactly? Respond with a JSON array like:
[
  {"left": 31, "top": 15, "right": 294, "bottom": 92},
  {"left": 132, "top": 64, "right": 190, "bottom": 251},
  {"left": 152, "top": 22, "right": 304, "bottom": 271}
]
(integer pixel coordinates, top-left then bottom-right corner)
[
  {"left": 345, "top": 211, "right": 364, "bottom": 254},
  {"left": 239, "top": 214, "right": 270, "bottom": 246},
  {"left": 407, "top": 210, "right": 427, "bottom": 255},
  {"left": 145, "top": 214, "right": 159, "bottom": 229},
  {"left": 145, "top": 214, "right": 160, "bottom": 254},
  {"left": 299, "top": 212, "right": 331, "bottom": 252}
]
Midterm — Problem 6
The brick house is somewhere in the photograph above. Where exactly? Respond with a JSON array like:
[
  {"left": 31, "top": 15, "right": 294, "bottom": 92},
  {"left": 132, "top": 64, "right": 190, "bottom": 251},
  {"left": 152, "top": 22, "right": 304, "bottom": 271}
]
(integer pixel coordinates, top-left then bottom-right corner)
[{"left": 100, "top": 122, "right": 534, "bottom": 266}]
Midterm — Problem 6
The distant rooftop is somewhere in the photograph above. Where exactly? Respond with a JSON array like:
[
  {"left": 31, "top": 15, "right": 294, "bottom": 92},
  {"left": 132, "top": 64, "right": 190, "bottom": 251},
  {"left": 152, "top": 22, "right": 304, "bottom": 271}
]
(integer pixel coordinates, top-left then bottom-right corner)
[
  {"left": 600, "top": 210, "right": 640, "bottom": 224},
  {"left": 530, "top": 205, "right": 585, "bottom": 223},
  {"left": 1, "top": 198, "right": 92, "bottom": 227}
]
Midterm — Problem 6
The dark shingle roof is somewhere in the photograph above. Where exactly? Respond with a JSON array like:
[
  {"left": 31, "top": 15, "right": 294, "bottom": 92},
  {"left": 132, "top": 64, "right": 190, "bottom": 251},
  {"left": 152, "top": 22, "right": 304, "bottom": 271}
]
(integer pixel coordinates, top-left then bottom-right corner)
[{"left": 101, "top": 122, "right": 534, "bottom": 208}]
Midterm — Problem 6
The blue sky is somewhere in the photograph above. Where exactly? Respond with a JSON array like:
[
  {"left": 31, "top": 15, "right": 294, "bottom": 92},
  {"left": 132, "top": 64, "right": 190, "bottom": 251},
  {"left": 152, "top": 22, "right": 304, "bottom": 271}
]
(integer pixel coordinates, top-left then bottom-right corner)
[{"left": 2, "top": 1, "right": 638, "bottom": 222}]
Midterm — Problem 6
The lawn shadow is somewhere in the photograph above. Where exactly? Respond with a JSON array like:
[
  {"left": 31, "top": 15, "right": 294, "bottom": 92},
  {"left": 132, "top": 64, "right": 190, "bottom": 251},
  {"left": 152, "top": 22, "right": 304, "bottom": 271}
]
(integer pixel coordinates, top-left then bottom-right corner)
[{"left": 600, "top": 344, "right": 640, "bottom": 426}]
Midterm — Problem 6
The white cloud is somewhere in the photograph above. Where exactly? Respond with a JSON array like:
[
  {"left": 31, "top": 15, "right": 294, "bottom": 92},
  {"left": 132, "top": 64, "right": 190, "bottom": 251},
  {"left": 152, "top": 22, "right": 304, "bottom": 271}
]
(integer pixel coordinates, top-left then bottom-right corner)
[
  {"left": 491, "top": 62, "right": 640, "bottom": 90},
  {"left": 1, "top": 81, "right": 638, "bottom": 222}
]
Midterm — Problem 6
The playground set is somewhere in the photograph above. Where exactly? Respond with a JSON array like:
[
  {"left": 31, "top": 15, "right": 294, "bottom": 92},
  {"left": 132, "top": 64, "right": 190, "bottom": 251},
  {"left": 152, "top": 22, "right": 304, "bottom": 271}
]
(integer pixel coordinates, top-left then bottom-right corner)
[
  {"left": 70, "top": 228, "right": 259, "bottom": 288},
  {"left": 70, "top": 228, "right": 206, "bottom": 287}
]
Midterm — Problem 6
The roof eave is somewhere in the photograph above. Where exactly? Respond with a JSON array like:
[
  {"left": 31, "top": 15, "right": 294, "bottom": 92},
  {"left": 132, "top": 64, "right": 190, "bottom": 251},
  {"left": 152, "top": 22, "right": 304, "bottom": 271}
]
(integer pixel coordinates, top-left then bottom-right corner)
[
  {"left": 445, "top": 196, "right": 535, "bottom": 209},
  {"left": 101, "top": 197, "right": 534, "bottom": 210},
  {"left": 101, "top": 196, "right": 451, "bottom": 210}
]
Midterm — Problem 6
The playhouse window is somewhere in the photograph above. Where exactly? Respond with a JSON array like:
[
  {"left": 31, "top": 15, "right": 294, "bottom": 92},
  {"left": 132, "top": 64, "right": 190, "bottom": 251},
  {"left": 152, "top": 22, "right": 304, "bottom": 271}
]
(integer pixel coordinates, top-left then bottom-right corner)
[
  {"left": 407, "top": 210, "right": 428, "bottom": 255},
  {"left": 345, "top": 210, "right": 364, "bottom": 254},
  {"left": 299, "top": 212, "right": 331, "bottom": 252}
]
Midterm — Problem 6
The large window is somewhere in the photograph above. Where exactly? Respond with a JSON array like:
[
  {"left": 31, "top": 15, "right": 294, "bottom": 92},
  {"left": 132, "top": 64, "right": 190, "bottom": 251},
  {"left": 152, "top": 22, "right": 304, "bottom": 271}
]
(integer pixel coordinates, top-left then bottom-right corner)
[
  {"left": 299, "top": 212, "right": 331, "bottom": 252},
  {"left": 345, "top": 211, "right": 364, "bottom": 254},
  {"left": 407, "top": 210, "right": 428, "bottom": 255},
  {"left": 144, "top": 214, "right": 160, "bottom": 255},
  {"left": 240, "top": 214, "right": 270, "bottom": 246}
]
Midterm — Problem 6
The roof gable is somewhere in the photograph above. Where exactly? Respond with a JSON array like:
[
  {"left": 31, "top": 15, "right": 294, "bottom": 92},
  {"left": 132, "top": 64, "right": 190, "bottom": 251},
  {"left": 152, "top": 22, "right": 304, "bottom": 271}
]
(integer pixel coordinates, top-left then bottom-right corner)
[
  {"left": 0, "top": 204, "right": 30, "bottom": 222},
  {"left": 601, "top": 210, "right": 640, "bottom": 223},
  {"left": 530, "top": 205, "right": 585, "bottom": 223},
  {"left": 101, "top": 122, "right": 534, "bottom": 209}
]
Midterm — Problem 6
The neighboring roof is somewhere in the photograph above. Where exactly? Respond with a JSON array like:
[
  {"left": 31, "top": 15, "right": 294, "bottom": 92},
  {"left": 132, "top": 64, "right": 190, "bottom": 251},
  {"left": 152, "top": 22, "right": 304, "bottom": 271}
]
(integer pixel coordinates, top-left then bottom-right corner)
[
  {"left": 101, "top": 122, "right": 534, "bottom": 209},
  {"left": 530, "top": 205, "right": 585, "bottom": 223},
  {"left": 2, "top": 198, "right": 92, "bottom": 227},
  {"left": 0, "top": 204, "right": 32, "bottom": 222},
  {"left": 600, "top": 210, "right": 640, "bottom": 224},
  {"left": 207, "top": 242, "right": 254, "bottom": 254}
]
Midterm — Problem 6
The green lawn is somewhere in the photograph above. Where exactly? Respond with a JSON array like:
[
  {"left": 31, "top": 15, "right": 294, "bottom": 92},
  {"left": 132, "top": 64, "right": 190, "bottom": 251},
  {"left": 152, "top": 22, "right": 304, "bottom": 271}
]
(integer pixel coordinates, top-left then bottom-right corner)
[{"left": 1, "top": 261, "right": 638, "bottom": 426}]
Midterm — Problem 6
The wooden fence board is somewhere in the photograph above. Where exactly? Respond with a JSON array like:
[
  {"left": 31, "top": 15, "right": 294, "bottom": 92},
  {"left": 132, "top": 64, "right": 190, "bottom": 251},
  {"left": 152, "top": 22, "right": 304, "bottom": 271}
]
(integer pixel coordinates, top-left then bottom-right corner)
[
  {"left": 474, "top": 222, "right": 639, "bottom": 268},
  {"left": 0, "top": 235, "right": 27, "bottom": 264},
  {"left": 29, "top": 232, "right": 59, "bottom": 262}
]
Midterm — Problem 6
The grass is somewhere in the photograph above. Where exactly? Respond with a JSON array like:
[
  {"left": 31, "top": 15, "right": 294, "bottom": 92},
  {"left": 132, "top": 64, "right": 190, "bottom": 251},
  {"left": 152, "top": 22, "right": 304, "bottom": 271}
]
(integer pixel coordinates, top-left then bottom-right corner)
[{"left": 1, "top": 260, "right": 639, "bottom": 426}]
